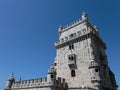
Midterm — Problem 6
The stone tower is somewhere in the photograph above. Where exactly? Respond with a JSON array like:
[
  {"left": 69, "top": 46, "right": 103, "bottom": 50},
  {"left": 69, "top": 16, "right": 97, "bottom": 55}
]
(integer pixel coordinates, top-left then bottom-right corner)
[
  {"left": 54, "top": 12, "right": 117, "bottom": 90},
  {"left": 4, "top": 12, "right": 117, "bottom": 90}
]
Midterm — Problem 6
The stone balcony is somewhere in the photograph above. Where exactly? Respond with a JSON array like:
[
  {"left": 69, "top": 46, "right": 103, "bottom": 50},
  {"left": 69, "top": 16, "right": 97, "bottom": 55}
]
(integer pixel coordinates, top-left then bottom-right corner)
[
  {"left": 91, "top": 79, "right": 101, "bottom": 87},
  {"left": 68, "top": 60, "right": 76, "bottom": 68},
  {"left": 68, "top": 60, "right": 76, "bottom": 65},
  {"left": 89, "top": 61, "right": 99, "bottom": 68}
]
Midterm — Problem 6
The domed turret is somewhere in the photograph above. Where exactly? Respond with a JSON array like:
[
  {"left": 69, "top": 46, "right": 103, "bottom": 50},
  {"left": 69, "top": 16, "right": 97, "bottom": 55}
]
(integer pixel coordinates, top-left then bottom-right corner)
[
  {"left": 47, "top": 63, "right": 56, "bottom": 85},
  {"left": 8, "top": 73, "right": 15, "bottom": 81},
  {"left": 82, "top": 12, "right": 88, "bottom": 21},
  {"left": 5, "top": 73, "right": 15, "bottom": 90}
]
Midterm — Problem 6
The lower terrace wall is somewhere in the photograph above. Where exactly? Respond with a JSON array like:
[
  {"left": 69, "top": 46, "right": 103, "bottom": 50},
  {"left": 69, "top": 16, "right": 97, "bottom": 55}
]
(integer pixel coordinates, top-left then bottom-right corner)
[
  {"left": 10, "top": 78, "right": 54, "bottom": 90},
  {"left": 11, "top": 87, "right": 53, "bottom": 90}
]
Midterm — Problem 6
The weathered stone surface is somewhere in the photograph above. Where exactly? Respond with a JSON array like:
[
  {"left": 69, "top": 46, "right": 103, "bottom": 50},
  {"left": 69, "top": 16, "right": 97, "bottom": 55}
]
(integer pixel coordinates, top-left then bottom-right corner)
[{"left": 4, "top": 12, "right": 117, "bottom": 90}]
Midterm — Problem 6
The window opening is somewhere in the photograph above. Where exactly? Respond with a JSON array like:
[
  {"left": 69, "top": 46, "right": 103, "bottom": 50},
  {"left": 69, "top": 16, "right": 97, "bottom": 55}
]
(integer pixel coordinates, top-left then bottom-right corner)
[
  {"left": 70, "top": 34, "right": 74, "bottom": 38},
  {"left": 95, "top": 69, "right": 99, "bottom": 72},
  {"left": 68, "top": 54, "right": 76, "bottom": 61},
  {"left": 54, "top": 63, "right": 57, "bottom": 66},
  {"left": 69, "top": 44, "right": 74, "bottom": 50},
  {"left": 51, "top": 75, "right": 54, "bottom": 78},
  {"left": 71, "top": 70, "right": 76, "bottom": 77}
]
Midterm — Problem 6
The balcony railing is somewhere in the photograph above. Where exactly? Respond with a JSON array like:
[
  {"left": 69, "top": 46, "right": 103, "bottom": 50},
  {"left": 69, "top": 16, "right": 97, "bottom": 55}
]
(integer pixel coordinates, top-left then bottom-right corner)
[
  {"left": 68, "top": 60, "right": 75, "bottom": 65},
  {"left": 89, "top": 61, "right": 99, "bottom": 68},
  {"left": 55, "top": 30, "right": 91, "bottom": 47}
]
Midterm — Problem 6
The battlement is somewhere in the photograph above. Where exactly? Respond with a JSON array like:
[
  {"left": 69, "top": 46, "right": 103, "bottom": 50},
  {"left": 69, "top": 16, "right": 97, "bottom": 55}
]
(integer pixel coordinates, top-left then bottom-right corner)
[
  {"left": 61, "top": 18, "right": 84, "bottom": 32},
  {"left": 59, "top": 12, "right": 88, "bottom": 32},
  {"left": 11, "top": 77, "right": 52, "bottom": 88}
]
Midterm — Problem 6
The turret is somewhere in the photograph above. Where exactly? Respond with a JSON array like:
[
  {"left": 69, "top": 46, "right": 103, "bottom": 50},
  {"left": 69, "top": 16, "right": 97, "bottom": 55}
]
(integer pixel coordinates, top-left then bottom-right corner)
[
  {"left": 82, "top": 12, "right": 88, "bottom": 21},
  {"left": 58, "top": 25, "right": 63, "bottom": 36},
  {"left": 89, "top": 61, "right": 101, "bottom": 89},
  {"left": 47, "top": 63, "right": 56, "bottom": 85},
  {"left": 5, "top": 73, "right": 15, "bottom": 90}
]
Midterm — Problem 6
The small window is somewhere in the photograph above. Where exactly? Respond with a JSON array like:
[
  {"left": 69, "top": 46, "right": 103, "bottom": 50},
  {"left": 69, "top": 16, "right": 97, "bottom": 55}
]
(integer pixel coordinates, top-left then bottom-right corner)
[
  {"left": 68, "top": 54, "right": 76, "bottom": 61},
  {"left": 54, "top": 63, "right": 57, "bottom": 66},
  {"left": 71, "top": 70, "right": 76, "bottom": 77},
  {"left": 71, "top": 56, "right": 74, "bottom": 60},
  {"left": 51, "top": 75, "right": 54, "bottom": 78},
  {"left": 95, "top": 69, "right": 99, "bottom": 72},
  {"left": 70, "top": 34, "right": 74, "bottom": 38},
  {"left": 69, "top": 44, "right": 74, "bottom": 50}
]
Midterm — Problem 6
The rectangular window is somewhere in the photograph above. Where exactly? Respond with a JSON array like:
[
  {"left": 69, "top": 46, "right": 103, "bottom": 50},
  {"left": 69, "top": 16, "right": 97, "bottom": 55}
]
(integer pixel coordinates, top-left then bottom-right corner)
[
  {"left": 68, "top": 54, "right": 76, "bottom": 61},
  {"left": 70, "top": 34, "right": 74, "bottom": 38},
  {"left": 71, "top": 70, "right": 76, "bottom": 77},
  {"left": 95, "top": 69, "right": 99, "bottom": 72},
  {"left": 51, "top": 75, "right": 54, "bottom": 78},
  {"left": 54, "top": 63, "right": 57, "bottom": 66},
  {"left": 69, "top": 44, "right": 74, "bottom": 50}
]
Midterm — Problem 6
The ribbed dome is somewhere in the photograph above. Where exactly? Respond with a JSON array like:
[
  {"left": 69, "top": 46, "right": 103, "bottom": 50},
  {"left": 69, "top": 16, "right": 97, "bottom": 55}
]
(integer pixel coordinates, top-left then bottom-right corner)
[
  {"left": 48, "top": 64, "right": 56, "bottom": 74},
  {"left": 8, "top": 73, "right": 15, "bottom": 81}
]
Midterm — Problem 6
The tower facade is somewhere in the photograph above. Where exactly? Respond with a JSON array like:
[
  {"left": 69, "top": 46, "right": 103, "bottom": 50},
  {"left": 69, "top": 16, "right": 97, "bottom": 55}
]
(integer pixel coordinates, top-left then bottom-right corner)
[
  {"left": 5, "top": 12, "right": 117, "bottom": 90},
  {"left": 54, "top": 12, "right": 117, "bottom": 90}
]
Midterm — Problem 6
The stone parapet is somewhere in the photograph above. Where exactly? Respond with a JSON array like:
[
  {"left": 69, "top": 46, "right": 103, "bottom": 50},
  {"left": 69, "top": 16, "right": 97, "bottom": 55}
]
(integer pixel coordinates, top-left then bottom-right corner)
[
  {"left": 61, "top": 18, "right": 84, "bottom": 32},
  {"left": 11, "top": 78, "right": 53, "bottom": 89}
]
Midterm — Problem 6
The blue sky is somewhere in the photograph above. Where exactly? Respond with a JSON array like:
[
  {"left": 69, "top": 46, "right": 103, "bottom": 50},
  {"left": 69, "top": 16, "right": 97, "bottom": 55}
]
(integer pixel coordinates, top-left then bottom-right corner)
[{"left": 0, "top": 0, "right": 120, "bottom": 89}]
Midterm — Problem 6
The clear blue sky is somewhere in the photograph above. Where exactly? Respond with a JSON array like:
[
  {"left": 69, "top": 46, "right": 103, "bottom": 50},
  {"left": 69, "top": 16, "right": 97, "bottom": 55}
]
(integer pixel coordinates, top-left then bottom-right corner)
[{"left": 0, "top": 0, "right": 120, "bottom": 89}]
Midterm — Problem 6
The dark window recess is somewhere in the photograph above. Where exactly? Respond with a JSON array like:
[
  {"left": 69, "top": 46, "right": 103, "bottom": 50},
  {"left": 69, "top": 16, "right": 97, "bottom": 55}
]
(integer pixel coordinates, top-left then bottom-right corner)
[
  {"left": 54, "top": 63, "right": 57, "bottom": 66},
  {"left": 71, "top": 70, "right": 76, "bottom": 77},
  {"left": 95, "top": 69, "right": 99, "bottom": 72},
  {"left": 70, "top": 34, "right": 74, "bottom": 38},
  {"left": 51, "top": 75, "right": 54, "bottom": 78},
  {"left": 71, "top": 56, "right": 74, "bottom": 60},
  {"left": 68, "top": 54, "right": 76, "bottom": 61},
  {"left": 69, "top": 44, "right": 74, "bottom": 50}
]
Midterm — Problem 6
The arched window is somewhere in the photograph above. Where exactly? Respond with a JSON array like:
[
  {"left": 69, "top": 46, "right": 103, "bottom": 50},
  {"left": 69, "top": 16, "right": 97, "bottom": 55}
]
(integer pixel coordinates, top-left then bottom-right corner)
[
  {"left": 69, "top": 44, "right": 74, "bottom": 50},
  {"left": 71, "top": 70, "right": 76, "bottom": 77},
  {"left": 68, "top": 54, "right": 76, "bottom": 61}
]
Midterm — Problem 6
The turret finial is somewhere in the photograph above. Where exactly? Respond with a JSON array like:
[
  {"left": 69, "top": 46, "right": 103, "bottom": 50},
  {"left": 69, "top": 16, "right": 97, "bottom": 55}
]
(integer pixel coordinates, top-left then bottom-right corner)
[
  {"left": 82, "top": 12, "right": 88, "bottom": 20},
  {"left": 58, "top": 25, "right": 63, "bottom": 36}
]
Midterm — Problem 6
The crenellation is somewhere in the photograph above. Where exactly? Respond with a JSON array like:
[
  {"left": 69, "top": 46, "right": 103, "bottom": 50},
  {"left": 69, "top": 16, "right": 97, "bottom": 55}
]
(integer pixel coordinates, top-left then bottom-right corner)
[
  {"left": 11, "top": 78, "right": 50, "bottom": 88},
  {"left": 62, "top": 18, "right": 83, "bottom": 32}
]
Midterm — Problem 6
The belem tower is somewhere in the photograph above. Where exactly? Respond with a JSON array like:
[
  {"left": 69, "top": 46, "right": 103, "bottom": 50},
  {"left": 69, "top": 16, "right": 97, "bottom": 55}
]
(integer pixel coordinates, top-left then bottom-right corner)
[{"left": 5, "top": 12, "right": 118, "bottom": 90}]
